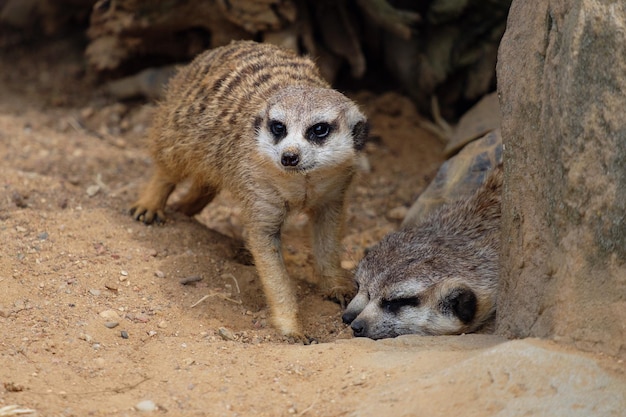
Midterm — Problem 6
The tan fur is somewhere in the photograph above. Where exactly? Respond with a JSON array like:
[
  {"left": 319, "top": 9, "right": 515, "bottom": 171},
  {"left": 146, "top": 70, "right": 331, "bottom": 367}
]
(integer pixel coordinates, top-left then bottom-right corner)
[{"left": 130, "top": 41, "right": 368, "bottom": 340}]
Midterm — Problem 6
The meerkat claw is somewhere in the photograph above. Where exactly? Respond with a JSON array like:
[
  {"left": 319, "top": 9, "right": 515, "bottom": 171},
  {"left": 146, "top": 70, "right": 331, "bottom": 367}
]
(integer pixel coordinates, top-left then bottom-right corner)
[{"left": 129, "top": 206, "right": 165, "bottom": 225}]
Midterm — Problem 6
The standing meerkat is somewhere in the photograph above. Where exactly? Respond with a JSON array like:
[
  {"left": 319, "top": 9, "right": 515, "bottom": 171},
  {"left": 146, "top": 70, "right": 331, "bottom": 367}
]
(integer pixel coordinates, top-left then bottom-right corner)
[{"left": 130, "top": 41, "right": 368, "bottom": 340}]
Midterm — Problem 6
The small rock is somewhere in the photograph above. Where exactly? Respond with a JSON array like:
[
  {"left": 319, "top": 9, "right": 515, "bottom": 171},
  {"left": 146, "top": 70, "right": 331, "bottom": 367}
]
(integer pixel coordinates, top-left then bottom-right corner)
[
  {"left": 79, "top": 333, "right": 93, "bottom": 343},
  {"left": 104, "top": 321, "right": 119, "bottom": 329},
  {"left": 86, "top": 185, "right": 100, "bottom": 197},
  {"left": 135, "top": 400, "right": 157, "bottom": 412},
  {"left": 154, "top": 270, "right": 165, "bottom": 278},
  {"left": 104, "top": 281, "right": 119, "bottom": 292},
  {"left": 4, "top": 381, "right": 25, "bottom": 392},
  {"left": 157, "top": 320, "right": 168, "bottom": 329},
  {"left": 120, "top": 330, "right": 129, "bottom": 339},
  {"left": 341, "top": 260, "right": 357, "bottom": 270},
  {"left": 386, "top": 205, "right": 409, "bottom": 221},
  {"left": 218, "top": 327, "right": 236, "bottom": 341},
  {"left": 89, "top": 289, "right": 101, "bottom": 296},
  {"left": 99, "top": 309, "right": 121, "bottom": 321},
  {"left": 12, "top": 192, "right": 28, "bottom": 208},
  {"left": 38, "top": 232, "right": 49, "bottom": 240},
  {"left": 130, "top": 313, "right": 150, "bottom": 323},
  {"left": 179, "top": 275, "right": 202, "bottom": 285},
  {"left": 120, "top": 270, "right": 129, "bottom": 276},
  {"left": 147, "top": 330, "right": 157, "bottom": 337}
]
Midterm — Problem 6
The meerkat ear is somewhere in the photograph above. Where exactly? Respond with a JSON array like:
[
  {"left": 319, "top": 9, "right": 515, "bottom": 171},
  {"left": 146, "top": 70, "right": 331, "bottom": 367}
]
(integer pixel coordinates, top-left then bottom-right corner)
[
  {"left": 443, "top": 286, "right": 477, "bottom": 324},
  {"left": 351, "top": 120, "right": 369, "bottom": 151}
]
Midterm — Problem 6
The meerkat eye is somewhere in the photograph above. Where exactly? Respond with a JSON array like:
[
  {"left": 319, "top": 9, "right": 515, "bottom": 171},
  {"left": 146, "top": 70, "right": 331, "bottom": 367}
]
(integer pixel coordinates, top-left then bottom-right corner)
[
  {"left": 381, "top": 297, "right": 420, "bottom": 314},
  {"left": 306, "top": 122, "right": 332, "bottom": 143},
  {"left": 269, "top": 120, "right": 287, "bottom": 139}
]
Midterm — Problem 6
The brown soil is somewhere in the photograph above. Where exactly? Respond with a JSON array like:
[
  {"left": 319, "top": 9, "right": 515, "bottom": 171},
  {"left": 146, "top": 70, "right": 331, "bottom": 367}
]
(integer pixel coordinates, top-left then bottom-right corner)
[{"left": 0, "top": 37, "right": 445, "bottom": 415}]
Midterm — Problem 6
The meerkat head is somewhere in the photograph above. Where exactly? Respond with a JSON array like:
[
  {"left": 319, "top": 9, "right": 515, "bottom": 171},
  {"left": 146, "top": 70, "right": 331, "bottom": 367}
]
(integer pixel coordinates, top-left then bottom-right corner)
[
  {"left": 342, "top": 228, "right": 497, "bottom": 339},
  {"left": 254, "top": 86, "right": 368, "bottom": 173}
]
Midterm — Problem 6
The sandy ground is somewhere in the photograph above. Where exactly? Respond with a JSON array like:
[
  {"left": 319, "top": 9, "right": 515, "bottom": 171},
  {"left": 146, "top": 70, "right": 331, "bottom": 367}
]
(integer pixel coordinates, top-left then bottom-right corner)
[{"left": 1, "top": 38, "right": 625, "bottom": 417}]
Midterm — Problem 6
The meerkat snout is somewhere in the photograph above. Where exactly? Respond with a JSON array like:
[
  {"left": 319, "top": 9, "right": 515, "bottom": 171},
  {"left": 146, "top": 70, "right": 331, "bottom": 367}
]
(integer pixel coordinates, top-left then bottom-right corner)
[{"left": 281, "top": 150, "right": 300, "bottom": 167}]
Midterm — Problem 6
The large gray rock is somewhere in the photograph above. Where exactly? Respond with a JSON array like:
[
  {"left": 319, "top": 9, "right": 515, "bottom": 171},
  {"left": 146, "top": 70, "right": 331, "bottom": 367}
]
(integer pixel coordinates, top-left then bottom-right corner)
[{"left": 496, "top": 0, "right": 626, "bottom": 358}]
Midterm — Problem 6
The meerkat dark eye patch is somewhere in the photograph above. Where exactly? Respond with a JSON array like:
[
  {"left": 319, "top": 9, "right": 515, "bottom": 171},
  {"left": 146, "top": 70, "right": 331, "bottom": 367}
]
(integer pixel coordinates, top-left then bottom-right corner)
[
  {"left": 269, "top": 120, "right": 287, "bottom": 142},
  {"left": 381, "top": 297, "right": 420, "bottom": 314},
  {"left": 306, "top": 122, "right": 333, "bottom": 144},
  {"left": 351, "top": 120, "right": 369, "bottom": 151},
  {"left": 442, "top": 287, "right": 477, "bottom": 324}
]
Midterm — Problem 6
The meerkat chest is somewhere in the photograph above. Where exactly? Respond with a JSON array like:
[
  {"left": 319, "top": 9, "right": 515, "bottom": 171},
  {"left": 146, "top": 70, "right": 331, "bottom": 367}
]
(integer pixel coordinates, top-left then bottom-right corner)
[{"left": 274, "top": 169, "right": 351, "bottom": 211}]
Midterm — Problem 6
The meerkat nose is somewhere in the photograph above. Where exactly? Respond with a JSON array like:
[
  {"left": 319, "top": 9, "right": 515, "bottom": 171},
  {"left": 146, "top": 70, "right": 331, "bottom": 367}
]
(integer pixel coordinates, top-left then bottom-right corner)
[
  {"left": 281, "top": 151, "right": 300, "bottom": 167},
  {"left": 351, "top": 319, "right": 366, "bottom": 337},
  {"left": 341, "top": 310, "right": 357, "bottom": 324}
]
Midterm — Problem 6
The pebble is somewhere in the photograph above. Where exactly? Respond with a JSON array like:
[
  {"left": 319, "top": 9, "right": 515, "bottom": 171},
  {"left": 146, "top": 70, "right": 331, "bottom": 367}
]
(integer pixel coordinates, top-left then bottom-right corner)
[
  {"left": 154, "top": 270, "right": 165, "bottom": 278},
  {"left": 386, "top": 205, "right": 409, "bottom": 221},
  {"left": 120, "top": 270, "right": 129, "bottom": 276},
  {"left": 218, "top": 327, "right": 236, "bottom": 341},
  {"left": 79, "top": 333, "right": 93, "bottom": 342},
  {"left": 104, "top": 321, "right": 119, "bottom": 329},
  {"left": 99, "top": 309, "right": 121, "bottom": 321},
  {"left": 38, "top": 232, "right": 49, "bottom": 240},
  {"left": 86, "top": 185, "right": 100, "bottom": 197},
  {"left": 179, "top": 275, "right": 202, "bottom": 285},
  {"left": 120, "top": 330, "right": 129, "bottom": 339},
  {"left": 89, "top": 289, "right": 101, "bottom": 296},
  {"left": 135, "top": 400, "right": 157, "bottom": 412},
  {"left": 131, "top": 313, "right": 150, "bottom": 323},
  {"left": 157, "top": 320, "right": 168, "bottom": 329},
  {"left": 341, "top": 260, "right": 357, "bottom": 270}
]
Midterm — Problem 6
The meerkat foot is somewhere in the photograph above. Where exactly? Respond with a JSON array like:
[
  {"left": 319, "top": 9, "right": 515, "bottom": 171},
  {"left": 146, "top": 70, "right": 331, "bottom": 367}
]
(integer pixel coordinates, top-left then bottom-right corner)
[
  {"left": 130, "top": 171, "right": 176, "bottom": 225},
  {"left": 319, "top": 270, "right": 356, "bottom": 308},
  {"left": 129, "top": 205, "right": 167, "bottom": 225},
  {"left": 280, "top": 333, "right": 316, "bottom": 345},
  {"left": 271, "top": 314, "right": 304, "bottom": 341}
]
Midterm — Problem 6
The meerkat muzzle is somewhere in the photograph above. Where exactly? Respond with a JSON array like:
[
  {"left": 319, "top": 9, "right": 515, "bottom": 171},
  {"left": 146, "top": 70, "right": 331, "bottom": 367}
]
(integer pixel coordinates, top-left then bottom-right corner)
[{"left": 281, "top": 151, "right": 300, "bottom": 167}]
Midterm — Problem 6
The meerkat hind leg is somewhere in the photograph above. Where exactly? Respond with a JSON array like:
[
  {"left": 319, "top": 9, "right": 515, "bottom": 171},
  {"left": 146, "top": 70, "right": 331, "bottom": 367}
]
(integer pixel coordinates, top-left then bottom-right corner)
[
  {"left": 170, "top": 179, "right": 217, "bottom": 216},
  {"left": 130, "top": 168, "right": 176, "bottom": 224}
]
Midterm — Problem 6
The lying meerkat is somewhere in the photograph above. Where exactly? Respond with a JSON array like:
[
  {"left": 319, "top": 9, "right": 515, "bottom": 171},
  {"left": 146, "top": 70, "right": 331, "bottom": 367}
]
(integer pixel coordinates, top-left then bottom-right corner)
[
  {"left": 129, "top": 40, "right": 368, "bottom": 340},
  {"left": 342, "top": 165, "right": 502, "bottom": 339}
]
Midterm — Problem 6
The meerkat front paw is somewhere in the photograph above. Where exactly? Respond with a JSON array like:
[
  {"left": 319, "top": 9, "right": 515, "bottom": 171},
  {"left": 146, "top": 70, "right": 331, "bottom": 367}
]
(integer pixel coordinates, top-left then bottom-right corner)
[
  {"left": 321, "top": 277, "right": 357, "bottom": 308},
  {"left": 129, "top": 172, "right": 175, "bottom": 225},
  {"left": 129, "top": 204, "right": 166, "bottom": 225}
]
